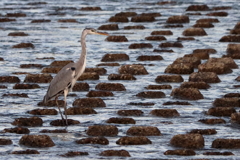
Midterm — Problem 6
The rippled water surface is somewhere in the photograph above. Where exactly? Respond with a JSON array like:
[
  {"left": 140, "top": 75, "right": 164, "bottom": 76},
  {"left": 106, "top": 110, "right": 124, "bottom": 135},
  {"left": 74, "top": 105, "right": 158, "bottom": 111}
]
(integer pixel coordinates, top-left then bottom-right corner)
[{"left": 0, "top": 0, "right": 240, "bottom": 159}]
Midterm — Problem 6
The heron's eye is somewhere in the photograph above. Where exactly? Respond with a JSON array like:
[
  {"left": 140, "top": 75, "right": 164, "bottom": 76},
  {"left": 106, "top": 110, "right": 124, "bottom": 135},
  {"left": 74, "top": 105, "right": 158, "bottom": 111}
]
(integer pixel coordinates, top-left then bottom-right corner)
[{"left": 91, "top": 29, "right": 95, "bottom": 32}]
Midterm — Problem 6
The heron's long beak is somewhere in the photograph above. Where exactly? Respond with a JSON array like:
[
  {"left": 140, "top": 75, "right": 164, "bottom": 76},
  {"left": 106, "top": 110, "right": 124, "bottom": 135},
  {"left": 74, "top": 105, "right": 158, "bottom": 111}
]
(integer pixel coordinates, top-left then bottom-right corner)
[{"left": 96, "top": 31, "right": 109, "bottom": 36}]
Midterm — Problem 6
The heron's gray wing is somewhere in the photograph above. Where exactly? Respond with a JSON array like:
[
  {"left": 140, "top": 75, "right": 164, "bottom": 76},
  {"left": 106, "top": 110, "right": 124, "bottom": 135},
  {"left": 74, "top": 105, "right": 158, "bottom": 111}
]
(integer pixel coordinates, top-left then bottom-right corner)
[{"left": 44, "top": 62, "right": 76, "bottom": 102}]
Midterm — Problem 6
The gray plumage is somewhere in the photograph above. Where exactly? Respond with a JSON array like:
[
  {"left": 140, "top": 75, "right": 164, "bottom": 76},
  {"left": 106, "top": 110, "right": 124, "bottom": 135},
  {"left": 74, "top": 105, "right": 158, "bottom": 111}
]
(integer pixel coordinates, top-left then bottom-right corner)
[{"left": 43, "top": 28, "right": 109, "bottom": 125}]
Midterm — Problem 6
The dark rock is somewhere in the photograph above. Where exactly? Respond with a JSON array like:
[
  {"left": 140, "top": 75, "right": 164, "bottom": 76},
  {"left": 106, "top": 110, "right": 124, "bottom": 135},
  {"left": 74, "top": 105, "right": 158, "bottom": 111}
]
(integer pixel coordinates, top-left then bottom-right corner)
[
  {"left": 101, "top": 53, "right": 129, "bottom": 62},
  {"left": 189, "top": 129, "right": 217, "bottom": 135},
  {"left": 106, "top": 36, "right": 128, "bottom": 42},
  {"left": 173, "top": 57, "right": 201, "bottom": 68},
  {"left": 180, "top": 81, "right": 210, "bottom": 89},
  {"left": 19, "top": 135, "right": 55, "bottom": 147},
  {"left": 224, "top": 93, "right": 240, "bottom": 98},
  {"left": 124, "top": 25, "right": 145, "bottom": 29},
  {"left": 116, "top": 136, "right": 151, "bottom": 145},
  {"left": 98, "top": 24, "right": 119, "bottom": 30},
  {"left": 170, "top": 134, "right": 204, "bottom": 149},
  {"left": 100, "top": 150, "right": 130, "bottom": 157},
  {"left": 164, "top": 149, "right": 196, "bottom": 156},
  {"left": 66, "top": 107, "right": 97, "bottom": 115},
  {"left": 184, "top": 52, "right": 209, "bottom": 60},
  {"left": 11, "top": 149, "right": 40, "bottom": 154},
  {"left": 146, "top": 84, "right": 172, "bottom": 90},
  {"left": 189, "top": 72, "right": 221, "bottom": 83},
  {"left": 40, "top": 129, "right": 67, "bottom": 133},
  {"left": 50, "top": 119, "right": 80, "bottom": 126},
  {"left": 136, "top": 91, "right": 166, "bottom": 98},
  {"left": 60, "top": 151, "right": 88, "bottom": 157},
  {"left": 0, "top": 139, "right": 12, "bottom": 145},
  {"left": 0, "top": 76, "right": 20, "bottom": 83},
  {"left": 106, "top": 117, "right": 136, "bottom": 124},
  {"left": 219, "top": 35, "right": 240, "bottom": 42},
  {"left": 186, "top": 5, "right": 209, "bottom": 11},
  {"left": 203, "top": 151, "right": 234, "bottom": 156},
  {"left": 0, "top": 18, "right": 16, "bottom": 22},
  {"left": 177, "top": 37, "right": 196, "bottom": 40},
  {"left": 193, "top": 22, "right": 214, "bottom": 28},
  {"left": 28, "top": 109, "right": 58, "bottom": 115},
  {"left": 164, "top": 24, "right": 184, "bottom": 28},
  {"left": 212, "top": 6, "right": 232, "bottom": 10},
  {"left": 137, "top": 55, "right": 163, "bottom": 61},
  {"left": 97, "top": 63, "right": 120, "bottom": 66},
  {"left": 165, "top": 63, "right": 194, "bottom": 74},
  {"left": 126, "top": 126, "right": 161, "bottom": 136},
  {"left": 95, "top": 82, "right": 126, "bottom": 91},
  {"left": 212, "top": 139, "right": 240, "bottom": 149},
  {"left": 163, "top": 101, "right": 192, "bottom": 105},
  {"left": 117, "top": 110, "right": 143, "bottom": 116},
  {"left": 129, "top": 43, "right": 153, "bottom": 49},
  {"left": 226, "top": 44, "right": 240, "bottom": 59},
  {"left": 231, "top": 113, "right": 240, "bottom": 124},
  {"left": 78, "top": 72, "right": 99, "bottom": 81},
  {"left": 198, "top": 118, "right": 226, "bottom": 124},
  {"left": 76, "top": 137, "right": 109, "bottom": 145},
  {"left": 108, "top": 74, "right": 136, "bottom": 80},
  {"left": 128, "top": 102, "right": 155, "bottom": 106},
  {"left": 12, "top": 43, "right": 34, "bottom": 49},
  {"left": 198, "top": 62, "right": 232, "bottom": 74},
  {"left": 140, "top": 13, "right": 161, "bottom": 17},
  {"left": 159, "top": 42, "right": 183, "bottom": 48},
  {"left": 109, "top": 16, "right": 129, "bottom": 22},
  {"left": 85, "top": 68, "right": 107, "bottom": 75},
  {"left": 213, "top": 98, "right": 240, "bottom": 107},
  {"left": 12, "top": 117, "right": 43, "bottom": 127},
  {"left": 27, "top": 2, "right": 47, "bottom": 5},
  {"left": 13, "top": 83, "right": 40, "bottom": 89},
  {"left": 86, "top": 125, "right": 118, "bottom": 136},
  {"left": 50, "top": 60, "right": 73, "bottom": 67},
  {"left": 58, "top": 19, "right": 78, "bottom": 23},
  {"left": 6, "top": 13, "right": 26, "bottom": 17},
  {"left": 196, "top": 18, "right": 219, "bottom": 23},
  {"left": 20, "top": 64, "right": 43, "bottom": 68},
  {"left": 80, "top": 7, "right": 101, "bottom": 11},
  {"left": 153, "top": 49, "right": 174, "bottom": 52},
  {"left": 171, "top": 88, "right": 204, "bottom": 100},
  {"left": 145, "top": 36, "right": 166, "bottom": 41},
  {"left": 166, "top": 15, "right": 189, "bottom": 23},
  {"left": 86, "top": 90, "right": 114, "bottom": 97},
  {"left": 41, "top": 67, "right": 61, "bottom": 73},
  {"left": 31, "top": 19, "right": 51, "bottom": 23},
  {"left": 38, "top": 100, "right": 64, "bottom": 107},
  {"left": 156, "top": 75, "right": 183, "bottom": 83},
  {"left": 73, "top": 98, "right": 106, "bottom": 108},
  {"left": 207, "top": 12, "right": 228, "bottom": 17},
  {"left": 207, "top": 57, "right": 237, "bottom": 68},
  {"left": 3, "top": 93, "right": 28, "bottom": 98},
  {"left": 3, "top": 127, "right": 30, "bottom": 134},
  {"left": 150, "top": 109, "right": 180, "bottom": 117},
  {"left": 115, "top": 12, "right": 137, "bottom": 17},
  {"left": 207, "top": 107, "right": 236, "bottom": 117},
  {"left": 72, "top": 82, "right": 89, "bottom": 91},
  {"left": 183, "top": 28, "right": 207, "bottom": 36},
  {"left": 24, "top": 73, "right": 52, "bottom": 83},
  {"left": 8, "top": 32, "right": 28, "bottom": 36},
  {"left": 131, "top": 16, "right": 155, "bottom": 22},
  {"left": 151, "top": 30, "right": 173, "bottom": 35},
  {"left": 119, "top": 64, "right": 148, "bottom": 75}
]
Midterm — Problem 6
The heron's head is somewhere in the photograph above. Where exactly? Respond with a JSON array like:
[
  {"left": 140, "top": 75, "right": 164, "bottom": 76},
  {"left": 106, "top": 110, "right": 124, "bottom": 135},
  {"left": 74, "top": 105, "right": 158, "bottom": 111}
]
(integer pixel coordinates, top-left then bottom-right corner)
[{"left": 84, "top": 28, "right": 109, "bottom": 36}]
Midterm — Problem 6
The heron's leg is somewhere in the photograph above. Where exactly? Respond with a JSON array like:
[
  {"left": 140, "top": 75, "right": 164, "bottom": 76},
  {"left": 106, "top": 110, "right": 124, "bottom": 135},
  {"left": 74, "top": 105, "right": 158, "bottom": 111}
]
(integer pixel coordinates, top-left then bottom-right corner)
[
  {"left": 55, "top": 96, "right": 64, "bottom": 121},
  {"left": 63, "top": 89, "right": 68, "bottom": 126}
]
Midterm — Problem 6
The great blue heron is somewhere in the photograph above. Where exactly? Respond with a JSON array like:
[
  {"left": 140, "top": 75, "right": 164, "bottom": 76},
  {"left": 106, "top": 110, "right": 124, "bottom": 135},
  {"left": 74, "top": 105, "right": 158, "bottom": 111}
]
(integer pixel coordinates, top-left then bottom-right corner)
[{"left": 43, "top": 28, "right": 109, "bottom": 125}]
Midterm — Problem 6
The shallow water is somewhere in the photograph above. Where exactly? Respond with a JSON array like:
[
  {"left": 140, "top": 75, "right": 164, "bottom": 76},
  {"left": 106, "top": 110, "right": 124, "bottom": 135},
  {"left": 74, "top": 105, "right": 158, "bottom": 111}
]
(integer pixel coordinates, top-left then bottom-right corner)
[{"left": 0, "top": 0, "right": 240, "bottom": 159}]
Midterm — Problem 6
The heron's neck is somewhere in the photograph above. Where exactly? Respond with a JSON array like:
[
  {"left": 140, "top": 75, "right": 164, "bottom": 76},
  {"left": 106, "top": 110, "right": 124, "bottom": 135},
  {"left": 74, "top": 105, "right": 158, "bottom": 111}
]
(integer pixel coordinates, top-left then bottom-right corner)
[{"left": 80, "top": 33, "right": 87, "bottom": 60}]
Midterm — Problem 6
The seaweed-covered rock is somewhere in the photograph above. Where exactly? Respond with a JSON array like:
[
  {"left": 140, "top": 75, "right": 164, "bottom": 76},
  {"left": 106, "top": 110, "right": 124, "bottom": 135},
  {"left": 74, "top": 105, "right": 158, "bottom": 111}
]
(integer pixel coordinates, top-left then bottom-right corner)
[
  {"left": 129, "top": 43, "right": 153, "bottom": 49},
  {"left": 19, "top": 135, "right": 55, "bottom": 147},
  {"left": 155, "top": 75, "right": 183, "bottom": 83},
  {"left": 198, "top": 118, "right": 226, "bottom": 124},
  {"left": 12, "top": 43, "right": 34, "bottom": 49},
  {"left": 72, "top": 82, "right": 89, "bottom": 91},
  {"left": 119, "top": 64, "right": 148, "bottom": 75},
  {"left": 189, "top": 129, "right": 217, "bottom": 135},
  {"left": 207, "top": 107, "right": 236, "bottom": 117},
  {"left": 116, "top": 136, "right": 152, "bottom": 145},
  {"left": 137, "top": 55, "right": 163, "bottom": 61},
  {"left": 73, "top": 98, "right": 106, "bottom": 108},
  {"left": 212, "top": 139, "right": 240, "bottom": 149},
  {"left": 136, "top": 91, "right": 166, "bottom": 98},
  {"left": 146, "top": 84, "right": 172, "bottom": 90},
  {"left": 186, "top": 4, "right": 209, "bottom": 11},
  {"left": 106, "top": 117, "right": 136, "bottom": 124},
  {"left": 3, "top": 127, "right": 30, "bottom": 134},
  {"left": 106, "top": 36, "right": 128, "bottom": 42},
  {"left": 0, "top": 76, "right": 20, "bottom": 83},
  {"left": 98, "top": 24, "right": 119, "bottom": 30},
  {"left": 189, "top": 72, "right": 221, "bottom": 83},
  {"left": 198, "top": 62, "right": 232, "bottom": 74},
  {"left": 0, "top": 139, "right": 12, "bottom": 145},
  {"left": 100, "top": 150, "right": 131, "bottom": 157},
  {"left": 12, "top": 117, "right": 43, "bottom": 127},
  {"left": 50, "top": 119, "right": 80, "bottom": 126},
  {"left": 101, "top": 53, "right": 129, "bottom": 61},
  {"left": 28, "top": 109, "right": 58, "bottom": 115},
  {"left": 170, "top": 134, "right": 204, "bottom": 149},
  {"left": 213, "top": 98, "right": 240, "bottom": 107},
  {"left": 131, "top": 16, "right": 155, "bottom": 22},
  {"left": 76, "top": 137, "right": 109, "bottom": 145},
  {"left": 150, "top": 109, "right": 180, "bottom": 117},
  {"left": 11, "top": 149, "right": 40, "bottom": 154},
  {"left": 65, "top": 107, "right": 97, "bottom": 115},
  {"left": 108, "top": 74, "right": 136, "bottom": 80},
  {"left": 117, "top": 110, "right": 143, "bottom": 116},
  {"left": 171, "top": 88, "right": 204, "bottom": 100},
  {"left": 86, "top": 125, "right": 118, "bottom": 136},
  {"left": 24, "top": 74, "right": 52, "bottom": 83},
  {"left": 165, "top": 63, "right": 194, "bottom": 74},
  {"left": 183, "top": 28, "right": 207, "bottom": 36},
  {"left": 13, "top": 83, "right": 40, "bottom": 89},
  {"left": 95, "top": 82, "right": 126, "bottom": 91},
  {"left": 126, "top": 126, "right": 161, "bottom": 136},
  {"left": 180, "top": 82, "right": 210, "bottom": 89},
  {"left": 86, "top": 90, "right": 114, "bottom": 97},
  {"left": 166, "top": 15, "right": 189, "bottom": 23},
  {"left": 109, "top": 16, "right": 129, "bottom": 23},
  {"left": 164, "top": 149, "right": 196, "bottom": 156}
]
